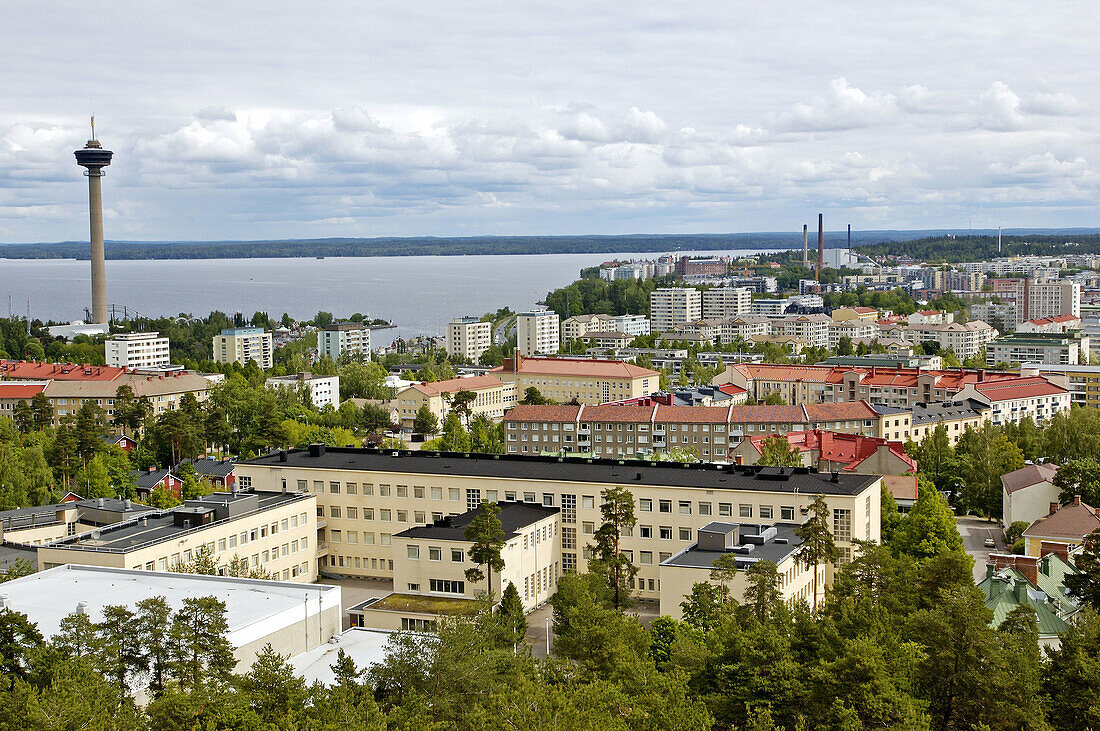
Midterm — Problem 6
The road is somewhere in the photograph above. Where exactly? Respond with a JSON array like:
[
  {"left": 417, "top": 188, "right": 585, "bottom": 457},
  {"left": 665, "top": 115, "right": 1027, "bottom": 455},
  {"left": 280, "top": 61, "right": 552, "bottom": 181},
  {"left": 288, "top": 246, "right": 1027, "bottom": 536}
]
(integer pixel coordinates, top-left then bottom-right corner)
[
  {"left": 955, "top": 516, "right": 1004, "bottom": 582},
  {"left": 494, "top": 315, "right": 516, "bottom": 345}
]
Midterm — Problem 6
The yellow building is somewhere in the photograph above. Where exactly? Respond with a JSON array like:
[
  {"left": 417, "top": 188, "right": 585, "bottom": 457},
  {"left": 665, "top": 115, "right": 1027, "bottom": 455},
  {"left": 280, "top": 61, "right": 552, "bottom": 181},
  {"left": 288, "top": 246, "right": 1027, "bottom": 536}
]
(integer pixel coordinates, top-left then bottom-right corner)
[
  {"left": 212, "top": 327, "right": 273, "bottom": 369},
  {"left": 393, "top": 375, "right": 518, "bottom": 430},
  {"left": 36, "top": 489, "right": 319, "bottom": 583},
  {"left": 489, "top": 353, "right": 659, "bottom": 405},
  {"left": 236, "top": 447, "right": 881, "bottom": 604},
  {"left": 1028, "top": 364, "right": 1100, "bottom": 408}
]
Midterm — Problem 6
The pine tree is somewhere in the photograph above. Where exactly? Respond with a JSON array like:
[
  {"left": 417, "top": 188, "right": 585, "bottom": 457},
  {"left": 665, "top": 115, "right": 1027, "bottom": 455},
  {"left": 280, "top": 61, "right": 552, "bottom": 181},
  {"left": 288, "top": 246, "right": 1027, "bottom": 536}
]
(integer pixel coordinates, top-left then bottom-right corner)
[
  {"left": 497, "top": 581, "right": 527, "bottom": 649},
  {"left": 464, "top": 501, "right": 505, "bottom": 598},
  {"left": 135, "top": 595, "right": 172, "bottom": 697},
  {"left": 590, "top": 486, "right": 638, "bottom": 610},
  {"left": 743, "top": 560, "right": 782, "bottom": 621},
  {"left": 97, "top": 604, "right": 146, "bottom": 691},
  {"left": 168, "top": 595, "right": 235, "bottom": 689}
]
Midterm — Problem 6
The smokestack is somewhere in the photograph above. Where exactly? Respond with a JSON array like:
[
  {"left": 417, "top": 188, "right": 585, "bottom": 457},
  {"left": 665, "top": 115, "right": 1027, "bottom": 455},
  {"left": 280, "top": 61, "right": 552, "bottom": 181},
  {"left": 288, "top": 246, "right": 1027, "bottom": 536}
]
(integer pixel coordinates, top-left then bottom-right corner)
[
  {"left": 74, "top": 118, "right": 112, "bottom": 325},
  {"left": 998, "top": 226, "right": 1002, "bottom": 254},
  {"left": 802, "top": 224, "right": 808, "bottom": 267},
  {"left": 816, "top": 213, "right": 824, "bottom": 281}
]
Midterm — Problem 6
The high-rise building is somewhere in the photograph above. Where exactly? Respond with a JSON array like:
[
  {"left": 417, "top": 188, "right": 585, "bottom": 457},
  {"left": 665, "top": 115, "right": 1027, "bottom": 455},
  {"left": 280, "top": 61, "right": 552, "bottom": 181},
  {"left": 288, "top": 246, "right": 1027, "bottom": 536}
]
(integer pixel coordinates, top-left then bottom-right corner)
[
  {"left": 74, "top": 122, "right": 112, "bottom": 325},
  {"left": 701, "top": 287, "right": 751, "bottom": 319},
  {"left": 213, "top": 327, "right": 273, "bottom": 369},
  {"left": 650, "top": 288, "right": 702, "bottom": 332},
  {"left": 105, "top": 332, "right": 171, "bottom": 369},
  {"left": 445, "top": 317, "right": 493, "bottom": 361},
  {"left": 319, "top": 322, "right": 370, "bottom": 362},
  {"left": 1013, "top": 279, "right": 1081, "bottom": 327},
  {"left": 516, "top": 311, "right": 560, "bottom": 355}
]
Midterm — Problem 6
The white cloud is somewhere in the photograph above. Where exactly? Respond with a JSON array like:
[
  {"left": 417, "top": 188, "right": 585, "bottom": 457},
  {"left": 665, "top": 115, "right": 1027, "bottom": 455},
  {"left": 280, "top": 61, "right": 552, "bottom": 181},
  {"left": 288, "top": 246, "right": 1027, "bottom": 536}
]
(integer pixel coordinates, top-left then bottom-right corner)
[
  {"left": 770, "top": 78, "right": 898, "bottom": 132},
  {"left": 977, "top": 81, "right": 1026, "bottom": 131}
]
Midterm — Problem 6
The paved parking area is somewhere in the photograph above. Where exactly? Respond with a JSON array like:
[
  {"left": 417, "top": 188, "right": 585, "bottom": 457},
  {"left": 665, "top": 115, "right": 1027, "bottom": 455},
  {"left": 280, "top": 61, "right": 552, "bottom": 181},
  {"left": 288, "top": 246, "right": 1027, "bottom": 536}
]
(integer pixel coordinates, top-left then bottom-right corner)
[
  {"left": 319, "top": 575, "right": 394, "bottom": 629},
  {"left": 956, "top": 516, "right": 1003, "bottom": 582}
]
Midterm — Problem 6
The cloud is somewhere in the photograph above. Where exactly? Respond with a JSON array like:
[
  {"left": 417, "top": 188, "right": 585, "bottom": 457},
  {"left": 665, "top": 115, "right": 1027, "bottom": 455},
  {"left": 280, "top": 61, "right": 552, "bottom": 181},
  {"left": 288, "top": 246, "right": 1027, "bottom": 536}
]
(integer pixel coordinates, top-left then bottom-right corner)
[
  {"left": 770, "top": 78, "right": 898, "bottom": 132},
  {"left": 977, "top": 81, "right": 1026, "bottom": 131},
  {"left": 1022, "top": 91, "right": 1082, "bottom": 116}
]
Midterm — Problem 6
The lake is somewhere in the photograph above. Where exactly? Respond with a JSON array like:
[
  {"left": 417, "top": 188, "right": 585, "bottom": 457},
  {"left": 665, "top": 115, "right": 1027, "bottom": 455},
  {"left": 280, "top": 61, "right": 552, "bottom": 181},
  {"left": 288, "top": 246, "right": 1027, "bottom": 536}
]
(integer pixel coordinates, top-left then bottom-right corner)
[{"left": 0, "top": 249, "right": 784, "bottom": 344}]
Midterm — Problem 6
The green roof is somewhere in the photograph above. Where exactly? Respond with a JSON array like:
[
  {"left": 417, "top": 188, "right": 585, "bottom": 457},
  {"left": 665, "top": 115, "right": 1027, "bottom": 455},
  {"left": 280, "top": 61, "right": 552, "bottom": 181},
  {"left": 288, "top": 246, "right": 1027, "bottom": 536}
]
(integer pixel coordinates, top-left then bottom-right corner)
[
  {"left": 978, "top": 568, "right": 1070, "bottom": 637},
  {"left": 1033, "top": 554, "right": 1082, "bottom": 616},
  {"left": 366, "top": 592, "right": 481, "bottom": 616}
]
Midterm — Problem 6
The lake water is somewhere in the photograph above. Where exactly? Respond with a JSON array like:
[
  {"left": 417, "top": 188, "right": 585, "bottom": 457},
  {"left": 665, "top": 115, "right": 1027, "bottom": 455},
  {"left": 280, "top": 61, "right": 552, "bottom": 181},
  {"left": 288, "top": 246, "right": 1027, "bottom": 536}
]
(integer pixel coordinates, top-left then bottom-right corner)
[{"left": 0, "top": 249, "right": 784, "bottom": 344}]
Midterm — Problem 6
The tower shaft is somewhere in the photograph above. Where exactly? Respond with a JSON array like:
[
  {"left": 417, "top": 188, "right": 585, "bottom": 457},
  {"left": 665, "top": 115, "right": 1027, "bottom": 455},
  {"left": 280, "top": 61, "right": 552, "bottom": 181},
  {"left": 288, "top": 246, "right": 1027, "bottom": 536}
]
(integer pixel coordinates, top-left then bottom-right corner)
[{"left": 88, "top": 171, "right": 107, "bottom": 324}]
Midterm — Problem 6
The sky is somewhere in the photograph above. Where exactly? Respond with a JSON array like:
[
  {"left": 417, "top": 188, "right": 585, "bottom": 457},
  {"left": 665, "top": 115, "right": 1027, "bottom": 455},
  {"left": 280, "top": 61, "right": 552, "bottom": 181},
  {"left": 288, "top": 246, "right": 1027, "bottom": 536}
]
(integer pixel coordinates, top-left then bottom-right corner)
[{"left": 1, "top": 1, "right": 1098, "bottom": 242}]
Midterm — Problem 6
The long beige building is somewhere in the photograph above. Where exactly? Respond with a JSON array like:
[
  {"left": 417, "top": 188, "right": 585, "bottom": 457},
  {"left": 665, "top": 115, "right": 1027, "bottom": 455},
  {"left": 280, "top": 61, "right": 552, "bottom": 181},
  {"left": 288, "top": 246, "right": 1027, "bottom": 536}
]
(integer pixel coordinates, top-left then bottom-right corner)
[
  {"left": 213, "top": 327, "right": 273, "bottom": 369},
  {"left": 236, "top": 447, "right": 882, "bottom": 604},
  {"left": 489, "top": 354, "right": 659, "bottom": 405},
  {"left": 445, "top": 317, "right": 493, "bottom": 362}
]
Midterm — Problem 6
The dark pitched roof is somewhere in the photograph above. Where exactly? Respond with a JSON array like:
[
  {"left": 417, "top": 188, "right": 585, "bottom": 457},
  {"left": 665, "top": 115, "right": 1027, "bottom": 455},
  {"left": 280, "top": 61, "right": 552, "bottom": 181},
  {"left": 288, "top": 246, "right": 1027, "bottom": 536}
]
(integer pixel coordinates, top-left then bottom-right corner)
[
  {"left": 184, "top": 459, "right": 236, "bottom": 479},
  {"left": 243, "top": 448, "right": 881, "bottom": 497},
  {"left": 134, "top": 469, "right": 175, "bottom": 490},
  {"left": 395, "top": 502, "right": 559, "bottom": 541}
]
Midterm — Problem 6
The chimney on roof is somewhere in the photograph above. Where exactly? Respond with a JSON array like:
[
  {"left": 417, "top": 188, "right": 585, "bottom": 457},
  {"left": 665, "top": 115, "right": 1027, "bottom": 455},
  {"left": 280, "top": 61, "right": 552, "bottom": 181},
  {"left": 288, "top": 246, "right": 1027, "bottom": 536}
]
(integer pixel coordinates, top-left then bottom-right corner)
[
  {"left": 1074, "top": 494, "right": 1082, "bottom": 506},
  {"left": 1050, "top": 501, "right": 1059, "bottom": 515},
  {"left": 148, "top": 466, "right": 156, "bottom": 473},
  {"left": 1013, "top": 579, "right": 1028, "bottom": 604}
]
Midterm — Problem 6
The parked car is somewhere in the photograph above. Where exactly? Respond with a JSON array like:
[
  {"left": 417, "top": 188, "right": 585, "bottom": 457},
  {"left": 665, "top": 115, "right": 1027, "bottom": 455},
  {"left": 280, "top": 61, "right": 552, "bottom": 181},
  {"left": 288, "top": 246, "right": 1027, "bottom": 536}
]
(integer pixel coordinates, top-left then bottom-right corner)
[{"left": 983, "top": 538, "right": 996, "bottom": 548}]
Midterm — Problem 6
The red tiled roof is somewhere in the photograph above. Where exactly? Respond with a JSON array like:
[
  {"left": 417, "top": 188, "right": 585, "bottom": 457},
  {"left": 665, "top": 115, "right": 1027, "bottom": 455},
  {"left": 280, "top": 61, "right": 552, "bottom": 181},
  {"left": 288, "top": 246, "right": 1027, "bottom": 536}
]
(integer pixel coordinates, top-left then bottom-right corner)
[
  {"left": 504, "top": 404, "right": 582, "bottom": 422},
  {"left": 0, "top": 361, "right": 125, "bottom": 381},
  {"left": 653, "top": 405, "right": 729, "bottom": 423},
  {"left": 744, "top": 429, "right": 916, "bottom": 473},
  {"left": 580, "top": 405, "right": 657, "bottom": 423},
  {"left": 972, "top": 376, "right": 1068, "bottom": 402},
  {"left": 804, "top": 401, "right": 879, "bottom": 421},
  {"left": 491, "top": 357, "right": 658, "bottom": 379},
  {"left": 852, "top": 306, "right": 877, "bottom": 314},
  {"left": 0, "top": 382, "right": 48, "bottom": 399},
  {"left": 728, "top": 405, "right": 808, "bottom": 423},
  {"left": 411, "top": 375, "right": 507, "bottom": 396}
]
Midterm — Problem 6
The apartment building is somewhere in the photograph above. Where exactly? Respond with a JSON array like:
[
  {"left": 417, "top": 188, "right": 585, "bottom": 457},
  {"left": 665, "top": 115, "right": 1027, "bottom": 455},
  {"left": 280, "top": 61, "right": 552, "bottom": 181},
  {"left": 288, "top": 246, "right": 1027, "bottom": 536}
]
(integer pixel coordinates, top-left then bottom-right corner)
[
  {"left": 701, "top": 287, "right": 752, "bottom": 319},
  {"left": 650, "top": 288, "right": 702, "bottom": 332},
  {"left": 0, "top": 381, "right": 48, "bottom": 419},
  {"left": 266, "top": 373, "right": 341, "bottom": 408},
  {"left": 772, "top": 314, "right": 831, "bottom": 348},
  {"left": 1027, "top": 364, "right": 1100, "bottom": 408},
  {"left": 105, "top": 332, "right": 171, "bottom": 369},
  {"left": 880, "top": 320, "right": 998, "bottom": 358},
  {"left": 659, "top": 522, "right": 816, "bottom": 619},
  {"left": 613, "top": 314, "right": 651, "bottom": 337},
  {"left": 36, "top": 489, "right": 319, "bottom": 583},
  {"left": 393, "top": 375, "right": 518, "bottom": 430},
  {"left": 391, "top": 502, "right": 560, "bottom": 613},
  {"left": 516, "top": 311, "right": 561, "bottom": 355},
  {"left": 213, "top": 327, "right": 273, "bottom": 369},
  {"left": 902, "top": 399, "right": 989, "bottom": 445},
  {"left": 502, "top": 400, "right": 892, "bottom": 460},
  {"left": 1014, "top": 279, "right": 1081, "bottom": 326},
  {"left": 1017, "top": 316, "right": 1081, "bottom": 334},
  {"left": 561, "top": 314, "right": 617, "bottom": 342},
  {"left": 445, "top": 317, "right": 492, "bottom": 362},
  {"left": 986, "top": 333, "right": 1090, "bottom": 366},
  {"left": 319, "top": 322, "right": 370, "bottom": 362},
  {"left": 828, "top": 320, "right": 878, "bottom": 350},
  {"left": 489, "top": 354, "right": 658, "bottom": 405},
  {"left": 831, "top": 306, "right": 879, "bottom": 322},
  {"left": 952, "top": 376, "right": 1072, "bottom": 426},
  {"left": 236, "top": 448, "right": 882, "bottom": 604}
]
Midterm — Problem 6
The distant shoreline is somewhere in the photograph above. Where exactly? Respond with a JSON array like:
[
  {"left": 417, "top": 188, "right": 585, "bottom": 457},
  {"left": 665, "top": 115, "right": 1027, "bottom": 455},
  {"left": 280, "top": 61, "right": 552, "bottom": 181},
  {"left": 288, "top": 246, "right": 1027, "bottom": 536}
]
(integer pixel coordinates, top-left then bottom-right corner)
[{"left": 1, "top": 228, "right": 1097, "bottom": 260}]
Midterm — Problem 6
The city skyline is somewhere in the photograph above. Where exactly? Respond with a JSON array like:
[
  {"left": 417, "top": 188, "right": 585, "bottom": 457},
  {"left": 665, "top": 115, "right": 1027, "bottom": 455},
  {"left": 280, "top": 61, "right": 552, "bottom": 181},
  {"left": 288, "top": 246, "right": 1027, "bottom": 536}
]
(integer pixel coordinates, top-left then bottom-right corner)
[{"left": 1, "top": 2, "right": 1097, "bottom": 242}]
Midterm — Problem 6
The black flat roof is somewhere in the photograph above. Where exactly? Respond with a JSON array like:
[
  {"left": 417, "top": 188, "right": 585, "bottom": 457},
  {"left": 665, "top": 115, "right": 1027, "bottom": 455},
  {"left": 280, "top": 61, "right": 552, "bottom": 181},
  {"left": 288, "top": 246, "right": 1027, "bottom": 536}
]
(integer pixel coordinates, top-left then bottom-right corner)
[
  {"left": 662, "top": 523, "right": 803, "bottom": 569},
  {"left": 395, "top": 501, "right": 558, "bottom": 541},
  {"left": 243, "top": 448, "right": 879, "bottom": 496}
]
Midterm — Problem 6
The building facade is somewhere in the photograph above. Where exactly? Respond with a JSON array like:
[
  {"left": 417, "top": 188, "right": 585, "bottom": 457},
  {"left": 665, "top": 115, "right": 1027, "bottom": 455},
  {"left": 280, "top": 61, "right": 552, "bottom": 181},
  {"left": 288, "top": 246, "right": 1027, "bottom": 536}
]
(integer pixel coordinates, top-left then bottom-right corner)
[
  {"left": 489, "top": 354, "right": 658, "bottom": 405},
  {"left": 266, "top": 373, "right": 341, "bottom": 408},
  {"left": 701, "top": 287, "right": 752, "bottom": 319},
  {"left": 105, "top": 332, "right": 171, "bottom": 369},
  {"left": 651, "top": 288, "right": 702, "bottom": 332},
  {"left": 213, "top": 327, "right": 273, "bottom": 369},
  {"left": 516, "top": 311, "right": 561, "bottom": 355},
  {"left": 445, "top": 317, "right": 493, "bottom": 362},
  {"left": 393, "top": 375, "right": 518, "bottom": 430},
  {"left": 319, "top": 322, "right": 370, "bottom": 362}
]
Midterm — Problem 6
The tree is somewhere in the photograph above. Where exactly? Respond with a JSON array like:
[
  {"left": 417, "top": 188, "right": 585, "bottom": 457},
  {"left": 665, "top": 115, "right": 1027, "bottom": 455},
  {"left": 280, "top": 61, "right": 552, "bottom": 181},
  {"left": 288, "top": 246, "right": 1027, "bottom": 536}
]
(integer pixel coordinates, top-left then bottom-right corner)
[
  {"left": 11, "top": 400, "right": 32, "bottom": 434},
  {"left": 743, "top": 560, "right": 782, "bottom": 621},
  {"left": 0, "top": 607, "right": 43, "bottom": 684},
  {"left": 590, "top": 486, "right": 638, "bottom": 610},
  {"left": 1044, "top": 608, "right": 1100, "bottom": 731},
  {"left": 74, "top": 400, "right": 109, "bottom": 466},
  {"left": 30, "top": 392, "right": 53, "bottom": 431},
  {"left": 1053, "top": 458, "right": 1100, "bottom": 507},
  {"left": 680, "top": 582, "right": 725, "bottom": 631},
  {"left": 709, "top": 552, "right": 739, "bottom": 606},
  {"left": 438, "top": 412, "right": 472, "bottom": 452},
  {"left": 412, "top": 405, "right": 438, "bottom": 436},
  {"left": 957, "top": 422, "right": 1024, "bottom": 517},
  {"left": 757, "top": 435, "right": 802, "bottom": 467},
  {"left": 97, "top": 604, "right": 146, "bottom": 691},
  {"left": 235, "top": 643, "right": 309, "bottom": 724},
  {"left": 168, "top": 595, "right": 235, "bottom": 689},
  {"left": 1065, "top": 529, "right": 1100, "bottom": 610},
  {"left": 448, "top": 390, "right": 477, "bottom": 428},
  {"left": 135, "top": 595, "right": 172, "bottom": 697},
  {"left": 796, "top": 494, "right": 839, "bottom": 613},
  {"left": 890, "top": 476, "right": 964, "bottom": 560},
  {"left": 464, "top": 501, "right": 505, "bottom": 598},
  {"left": 520, "top": 386, "right": 549, "bottom": 405},
  {"left": 497, "top": 581, "right": 527, "bottom": 649},
  {"left": 360, "top": 403, "right": 394, "bottom": 434},
  {"left": 906, "top": 423, "right": 956, "bottom": 490}
]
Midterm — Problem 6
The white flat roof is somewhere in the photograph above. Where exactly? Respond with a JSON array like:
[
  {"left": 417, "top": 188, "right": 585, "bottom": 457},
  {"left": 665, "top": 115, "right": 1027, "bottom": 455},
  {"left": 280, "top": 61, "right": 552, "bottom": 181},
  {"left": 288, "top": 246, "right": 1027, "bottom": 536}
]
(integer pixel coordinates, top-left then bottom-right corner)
[
  {"left": 0, "top": 565, "right": 340, "bottom": 648},
  {"left": 290, "top": 628, "right": 396, "bottom": 685}
]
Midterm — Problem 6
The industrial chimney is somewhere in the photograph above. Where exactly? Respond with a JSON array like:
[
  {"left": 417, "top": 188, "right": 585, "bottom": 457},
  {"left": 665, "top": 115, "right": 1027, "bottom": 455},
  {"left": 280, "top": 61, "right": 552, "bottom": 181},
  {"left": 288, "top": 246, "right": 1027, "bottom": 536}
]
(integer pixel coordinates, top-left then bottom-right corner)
[
  {"left": 816, "top": 213, "right": 824, "bottom": 281},
  {"left": 74, "top": 117, "right": 112, "bottom": 325},
  {"left": 802, "top": 224, "right": 808, "bottom": 267}
]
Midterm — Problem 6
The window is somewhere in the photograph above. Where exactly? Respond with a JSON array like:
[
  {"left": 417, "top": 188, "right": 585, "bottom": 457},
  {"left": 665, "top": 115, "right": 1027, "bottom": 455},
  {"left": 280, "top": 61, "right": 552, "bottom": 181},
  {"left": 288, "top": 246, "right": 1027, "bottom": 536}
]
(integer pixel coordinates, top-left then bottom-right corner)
[
  {"left": 331, "top": 530, "right": 341, "bottom": 543},
  {"left": 407, "top": 545, "right": 420, "bottom": 560},
  {"left": 313, "top": 481, "right": 323, "bottom": 493},
  {"left": 364, "top": 508, "right": 374, "bottom": 520},
  {"left": 414, "top": 486, "right": 424, "bottom": 499},
  {"left": 640, "top": 551, "right": 653, "bottom": 565},
  {"left": 543, "top": 493, "right": 555, "bottom": 507},
  {"left": 397, "top": 486, "right": 407, "bottom": 498},
  {"left": 347, "top": 507, "right": 358, "bottom": 520},
  {"left": 781, "top": 506, "right": 795, "bottom": 521},
  {"left": 432, "top": 487, "right": 443, "bottom": 500},
  {"left": 380, "top": 533, "right": 391, "bottom": 546},
  {"left": 719, "top": 503, "right": 732, "bottom": 517},
  {"left": 678, "top": 501, "right": 691, "bottom": 515},
  {"left": 449, "top": 488, "right": 460, "bottom": 501},
  {"left": 582, "top": 495, "right": 595, "bottom": 509},
  {"left": 451, "top": 549, "right": 464, "bottom": 562},
  {"left": 639, "top": 498, "right": 652, "bottom": 512},
  {"left": 698, "top": 502, "right": 712, "bottom": 516},
  {"left": 407, "top": 583, "right": 420, "bottom": 592},
  {"left": 524, "top": 492, "right": 536, "bottom": 503},
  {"left": 659, "top": 500, "right": 672, "bottom": 513},
  {"left": 363, "top": 533, "right": 374, "bottom": 545},
  {"left": 330, "top": 507, "right": 341, "bottom": 518},
  {"left": 561, "top": 527, "right": 576, "bottom": 549},
  {"left": 329, "top": 481, "right": 340, "bottom": 494},
  {"left": 679, "top": 528, "right": 692, "bottom": 541},
  {"left": 659, "top": 526, "right": 672, "bottom": 540},
  {"left": 380, "top": 509, "right": 391, "bottom": 521},
  {"left": 739, "top": 504, "right": 753, "bottom": 518},
  {"left": 429, "top": 579, "right": 465, "bottom": 594},
  {"left": 833, "top": 509, "right": 852, "bottom": 542},
  {"left": 582, "top": 521, "right": 595, "bottom": 535},
  {"left": 466, "top": 490, "right": 481, "bottom": 511},
  {"left": 397, "top": 511, "right": 408, "bottom": 523},
  {"left": 760, "top": 505, "right": 773, "bottom": 520},
  {"left": 363, "top": 483, "right": 373, "bottom": 496},
  {"left": 429, "top": 547, "right": 442, "bottom": 561},
  {"left": 401, "top": 618, "right": 437, "bottom": 632},
  {"left": 639, "top": 525, "right": 652, "bottom": 538},
  {"left": 297, "top": 480, "right": 307, "bottom": 492}
]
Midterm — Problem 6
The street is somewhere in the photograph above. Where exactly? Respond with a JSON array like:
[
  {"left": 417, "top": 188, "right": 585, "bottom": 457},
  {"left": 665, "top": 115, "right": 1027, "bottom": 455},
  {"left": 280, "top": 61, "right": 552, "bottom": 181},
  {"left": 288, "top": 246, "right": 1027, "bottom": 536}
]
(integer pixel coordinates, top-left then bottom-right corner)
[{"left": 955, "top": 516, "right": 1004, "bottom": 583}]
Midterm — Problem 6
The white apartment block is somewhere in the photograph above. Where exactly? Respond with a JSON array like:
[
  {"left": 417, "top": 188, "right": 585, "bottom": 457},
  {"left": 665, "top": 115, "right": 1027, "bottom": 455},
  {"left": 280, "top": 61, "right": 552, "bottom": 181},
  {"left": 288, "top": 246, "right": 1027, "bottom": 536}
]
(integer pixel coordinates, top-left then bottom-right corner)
[
  {"left": 516, "top": 311, "right": 561, "bottom": 355},
  {"left": 884, "top": 321, "right": 998, "bottom": 358},
  {"left": 702, "top": 287, "right": 752, "bottom": 319},
  {"left": 651, "top": 288, "right": 702, "bottom": 332},
  {"left": 319, "top": 323, "right": 370, "bottom": 362},
  {"left": 236, "top": 448, "right": 882, "bottom": 605},
  {"left": 771, "top": 315, "right": 831, "bottom": 348},
  {"left": 828, "top": 320, "right": 878, "bottom": 350},
  {"left": 986, "top": 334, "right": 1090, "bottom": 367},
  {"left": 445, "top": 317, "right": 493, "bottom": 362},
  {"left": 213, "top": 327, "right": 273, "bottom": 369},
  {"left": 613, "top": 314, "right": 651, "bottom": 337},
  {"left": 105, "top": 332, "right": 171, "bottom": 369},
  {"left": 266, "top": 373, "right": 341, "bottom": 408}
]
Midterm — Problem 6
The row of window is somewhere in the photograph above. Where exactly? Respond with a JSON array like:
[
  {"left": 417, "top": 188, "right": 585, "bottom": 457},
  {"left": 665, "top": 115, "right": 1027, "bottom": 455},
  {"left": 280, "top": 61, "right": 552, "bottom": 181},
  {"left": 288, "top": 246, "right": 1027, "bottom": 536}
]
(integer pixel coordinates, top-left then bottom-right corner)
[{"left": 405, "top": 545, "right": 466, "bottom": 562}]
